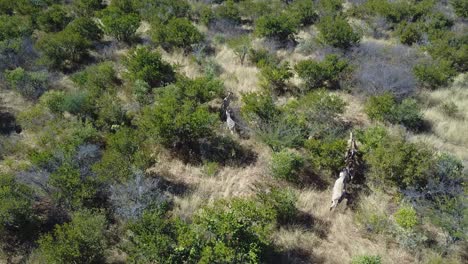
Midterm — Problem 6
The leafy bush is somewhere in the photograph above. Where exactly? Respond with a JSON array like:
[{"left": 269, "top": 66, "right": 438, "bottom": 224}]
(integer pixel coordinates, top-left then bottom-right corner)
[
  {"left": 259, "top": 62, "right": 293, "bottom": 93},
  {"left": 241, "top": 92, "right": 280, "bottom": 122},
  {"left": 287, "top": 0, "right": 318, "bottom": 26},
  {"left": 365, "top": 93, "right": 423, "bottom": 131},
  {"left": 270, "top": 150, "right": 304, "bottom": 183},
  {"left": 451, "top": 0, "right": 468, "bottom": 18},
  {"left": 100, "top": 6, "right": 140, "bottom": 42},
  {"left": 37, "top": 4, "right": 72, "bottom": 32},
  {"left": 227, "top": 35, "right": 251, "bottom": 65},
  {"left": 255, "top": 13, "right": 298, "bottom": 41},
  {"left": 414, "top": 59, "right": 457, "bottom": 89},
  {"left": 38, "top": 210, "right": 107, "bottom": 264},
  {"left": 317, "top": 15, "right": 360, "bottom": 49},
  {"left": 189, "top": 198, "right": 276, "bottom": 263},
  {"left": 248, "top": 48, "right": 279, "bottom": 68},
  {"left": 36, "top": 30, "right": 91, "bottom": 70},
  {"left": 295, "top": 54, "right": 349, "bottom": 90},
  {"left": 362, "top": 128, "right": 434, "bottom": 189},
  {"left": 397, "top": 22, "right": 422, "bottom": 45},
  {"left": 351, "top": 255, "right": 382, "bottom": 264},
  {"left": 4, "top": 67, "right": 48, "bottom": 100},
  {"left": 152, "top": 18, "right": 204, "bottom": 51},
  {"left": 124, "top": 47, "right": 175, "bottom": 87},
  {"left": 256, "top": 186, "right": 298, "bottom": 224},
  {"left": 138, "top": 77, "right": 222, "bottom": 149},
  {"left": 66, "top": 17, "right": 103, "bottom": 42},
  {"left": 0, "top": 15, "right": 32, "bottom": 41},
  {"left": 0, "top": 174, "right": 35, "bottom": 239},
  {"left": 305, "top": 137, "right": 347, "bottom": 174},
  {"left": 73, "top": 0, "right": 103, "bottom": 16},
  {"left": 394, "top": 206, "right": 418, "bottom": 229},
  {"left": 214, "top": 0, "right": 242, "bottom": 24},
  {"left": 135, "top": 0, "right": 190, "bottom": 24}
]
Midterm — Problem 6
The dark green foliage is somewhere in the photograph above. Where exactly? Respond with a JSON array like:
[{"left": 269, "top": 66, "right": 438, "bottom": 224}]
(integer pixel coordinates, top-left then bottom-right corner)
[
  {"left": 241, "top": 92, "right": 280, "bottom": 123},
  {"left": 365, "top": 93, "right": 423, "bottom": 131},
  {"left": 36, "top": 30, "right": 91, "bottom": 70},
  {"left": 49, "top": 163, "right": 101, "bottom": 210},
  {"left": 317, "top": 15, "right": 360, "bottom": 49},
  {"left": 287, "top": 0, "right": 318, "bottom": 26},
  {"left": 305, "top": 137, "right": 347, "bottom": 174},
  {"left": 256, "top": 186, "right": 298, "bottom": 224},
  {"left": 255, "top": 13, "right": 298, "bottom": 41},
  {"left": 152, "top": 18, "right": 204, "bottom": 51},
  {"left": 189, "top": 198, "right": 276, "bottom": 263},
  {"left": 259, "top": 62, "right": 293, "bottom": 93},
  {"left": 0, "top": 15, "right": 32, "bottom": 41},
  {"left": 125, "top": 205, "right": 179, "bottom": 263},
  {"left": 100, "top": 6, "right": 140, "bottom": 42},
  {"left": 318, "top": 0, "right": 344, "bottom": 15},
  {"left": 270, "top": 150, "right": 304, "bottom": 183},
  {"left": 37, "top": 4, "right": 72, "bottom": 32},
  {"left": 73, "top": 0, "right": 103, "bottom": 16},
  {"left": 138, "top": 77, "right": 223, "bottom": 149},
  {"left": 215, "top": 0, "right": 242, "bottom": 24},
  {"left": 93, "top": 127, "right": 150, "bottom": 182},
  {"left": 124, "top": 47, "right": 175, "bottom": 87},
  {"left": 135, "top": 0, "right": 190, "bottom": 24},
  {"left": 413, "top": 59, "right": 457, "bottom": 89},
  {"left": 0, "top": 174, "right": 35, "bottom": 238},
  {"left": 397, "top": 22, "right": 422, "bottom": 45},
  {"left": 294, "top": 54, "right": 349, "bottom": 90},
  {"left": 38, "top": 210, "right": 107, "bottom": 264},
  {"left": 4, "top": 67, "right": 48, "bottom": 100},
  {"left": 66, "top": 17, "right": 103, "bottom": 42},
  {"left": 360, "top": 127, "right": 434, "bottom": 189},
  {"left": 351, "top": 255, "right": 382, "bottom": 264},
  {"left": 451, "top": 0, "right": 468, "bottom": 18}
]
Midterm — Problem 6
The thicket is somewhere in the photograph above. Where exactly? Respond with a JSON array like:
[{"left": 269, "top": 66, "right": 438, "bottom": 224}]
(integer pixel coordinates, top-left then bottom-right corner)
[{"left": 295, "top": 54, "right": 349, "bottom": 90}]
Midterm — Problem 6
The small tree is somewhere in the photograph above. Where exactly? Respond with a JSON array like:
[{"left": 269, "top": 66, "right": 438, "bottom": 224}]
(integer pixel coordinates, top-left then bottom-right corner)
[
  {"left": 270, "top": 150, "right": 304, "bottom": 183},
  {"left": 227, "top": 35, "right": 251, "bottom": 65},
  {"left": 305, "top": 137, "right": 347, "bottom": 174},
  {"left": 37, "top": 4, "right": 72, "bottom": 32},
  {"left": 214, "top": 0, "right": 242, "bottom": 24},
  {"left": 36, "top": 30, "right": 91, "bottom": 70},
  {"left": 38, "top": 210, "right": 107, "bottom": 264},
  {"left": 317, "top": 15, "right": 360, "bottom": 49},
  {"left": 124, "top": 47, "right": 175, "bottom": 87},
  {"left": 259, "top": 62, "right": 293, "bottom": 93},
  {"left": 287, "top": 0, "right": 318, "bottom": 26},
  {"left": 66, "top": 17, "right": 103, "bottom": 42},
  {"left": 100, "top": 7, "right": 140, "bottom": 42},
  {"left": 152, "top": 18, "right": 204, "bottom": 51},
  {"left": 295, "top": 54, "right": 349, "bottom": 90},
  {"left": 255, "top": 13, "right": 298, "bottom": 41}
]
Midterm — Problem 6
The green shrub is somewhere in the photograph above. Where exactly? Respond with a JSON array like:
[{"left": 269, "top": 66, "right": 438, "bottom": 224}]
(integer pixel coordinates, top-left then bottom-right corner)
[
  {"left": 136, "top": 0, "right": 190, "bottom": 23},
  {"left": 397, "top": 22, "right": 422, "bottom": 45},
  {"left": 152, "top": 18, "right": 204, "bottom": 51},
  {"left": 259, "top": 62, "right": 293, "bottom": 93},
  {"left": 100, "top": 6, "right": 140, "bottom": 42},
  {"left": 0, "top": 15, "right": 32, "bottom": 41},
  {"left": 124, "top": 47, "right": 175, "bottom": 87},
  {"left": 414, "top": 59, "right": 457, "bottom": 89},
  {"left": 37, "top": 4, "right": 72, "bottom": 32},
  {"left": 0, "top": 174, "right": 35, "bottom": 239},
  {"left": 318, "top": 0, "right": 344, "bottom": 15},
  {"left": 227, "top": 35, "right": 251, "bottom": 65},
  {"left": 287, "top": 0, "right": 318, "bottom": 26},
  {"left": 138, "top": 77, "right": 222, "bottom": 149},
  {"left": 256, "top": 186, "right": 298, "bottom": 224},
  {"left": 365, "top": 93, "right": 423, "bottom": 131},
  {"left": 190, "top": 198, "right": 276, "bottom": 263},
  {"left": 351, "top": 255, "right": 382, "bottom": 264},
  {"left": 270, "top": 150, "right": 304, "bottom": 183},
  {"left": 394, "top": 206, "right": 418, "bottom": 229},
  {"left": 294, "top": 54, "right": 349, "bottom": 90},
  {"left": 36, "top": 30, "right": 91, "bottom": 70},
  {"left": 241, "top": 92, "right": 280, "bottom": 122},
  {"left": 305, "top": 137, "right": 347, "bottom": 174},
  {"left": 73, "top": 0, "right": 103, "bottom": 16},
  {"left": 66, "top": 17, "right": 103, "bottom": 42},
  {"left": 363, "top": 131, "right": 434, "bottom": 189},
  {"left": 4, "top": 67, "right": 48, "bottom": 100},
  {"left": 451, "top": 0, "right": 468, "bottom": 18},
  {"left": 317, "top": 15, "right": 360, "bottom": 49},
  {"left": 49, "top": 163, "right": 101, "bottom": 210},
  {"left": 248, "top": 48, "right": 279, "bottom": 68},
  {"left": 255, "top": 13, "right": 298, "bottom": 41},
  {"left": 214, "top": 0, "right": 242, "bottom": 24},
  {"left": 38, "top": 210, "right": 107, "bottom": 264}
]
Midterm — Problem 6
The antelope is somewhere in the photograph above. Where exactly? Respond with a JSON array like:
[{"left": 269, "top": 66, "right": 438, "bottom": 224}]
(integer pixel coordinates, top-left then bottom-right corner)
[{"left": 330, "top": 169, "right": 350, "bottom": 211}]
